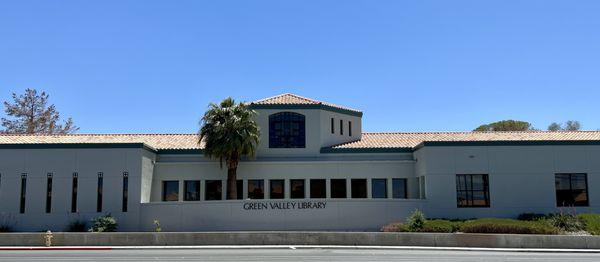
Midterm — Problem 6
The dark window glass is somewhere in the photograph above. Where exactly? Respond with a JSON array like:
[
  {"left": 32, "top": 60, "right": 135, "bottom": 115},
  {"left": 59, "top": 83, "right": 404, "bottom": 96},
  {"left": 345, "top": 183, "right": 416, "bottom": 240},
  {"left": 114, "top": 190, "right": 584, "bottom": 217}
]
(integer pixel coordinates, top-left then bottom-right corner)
[
  {"left": 269, "top": 112, "right": 306, "bottom": 148},
  {"left": 205, "top": 180, "right": 222, "bottom": 200},
  {"left": 97, "top": 173, "right": 103, "bottom": 212},
  {"left": 237, "top": 180, "right": 243, "bottom": 200},
  {"left": 184, "top": 180, "right": 200, "bottom": 201},
  {"left": 331, "top": 118, "right": 335, "bottom": 134},
  {"left": 340, "top": 119, "right": 343, "bottom": 135},
  {"left": 555, "top": 173, "right": 589, "bottom": 207},
  {"left": 46, "top": 173, "right": 53, "bottom": 213},
  {"left": 71, "top": 173, "right": 78, "bottom": 213},
  {"left": 122, "top": 172, "right": 128, "bottom": 212},
  {"left": 351, "top": 179, "right": 367, "bottom": 198},
  {"left": 20, "top": 174, "right": 27, "bottom": 214},
  {"left": 162, "top": 181, "right": 179, "bottom": 201},
  {"left": 392, "top": 178, "right": 407, "bottom": 199},
  {"left": 270, "top": 180, "right": 285, "bottom": 199},
  {"left": 372, "top": 179, "right": 388, "bottom": 198},
  {"left": 290, "top": 179, "right": 305, "bottom": 199},
  {"left": 456, "top": 174, "right": 490, "bottom": 208},
  {"left": 310, "top": 179, "right": 326, "bottom": 198},
  {"left": 349, "top": 121, "right": 352, "bottom": 136},
  {"left": 330, "top": 179, "right": 347, "bottom": 198},
  {"left": 248, "top": 180, "right": 264, "bottom": 199}
]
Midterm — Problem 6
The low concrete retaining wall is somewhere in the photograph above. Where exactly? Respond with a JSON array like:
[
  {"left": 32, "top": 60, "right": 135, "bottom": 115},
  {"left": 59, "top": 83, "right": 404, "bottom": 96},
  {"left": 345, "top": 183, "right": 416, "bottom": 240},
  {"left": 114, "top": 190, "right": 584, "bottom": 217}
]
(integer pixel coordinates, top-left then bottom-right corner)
[{"left": 1, "top": 232, "right": 599, "bottom": 249}]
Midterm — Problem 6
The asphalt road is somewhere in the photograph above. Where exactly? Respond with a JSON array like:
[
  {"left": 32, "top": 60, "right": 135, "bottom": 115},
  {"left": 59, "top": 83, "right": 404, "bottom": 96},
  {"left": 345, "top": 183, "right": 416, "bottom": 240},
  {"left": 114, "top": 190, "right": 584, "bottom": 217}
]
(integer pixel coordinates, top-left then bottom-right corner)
[{"left": 1, "top": 248, "right": 599, "bottom": 261}]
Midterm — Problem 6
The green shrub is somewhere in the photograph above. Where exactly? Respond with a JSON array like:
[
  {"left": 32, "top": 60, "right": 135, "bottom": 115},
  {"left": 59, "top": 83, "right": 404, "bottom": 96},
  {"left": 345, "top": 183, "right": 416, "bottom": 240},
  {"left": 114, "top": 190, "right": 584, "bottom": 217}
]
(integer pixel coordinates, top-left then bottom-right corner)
[
  {"left": 549, "top": 213, "right": 585, "bottom": 232},
  {"left": 67, "top": 220, "right": 87, "bottom": 232},
  {"left": 421, "top": 220, "right": 460, "bottom": 233},
  {"left": 381, "top": 222, "right": 409, "bottom": 232},
  {"left": 407, "top": 210, "right": 426, "bottom": 232},
  {"left": 517, "top": 213, "right": 548, "bottom": 221},
  {"left": 460, "top": 218, "right": 557, "bottom": 235},
  {"left": 579, "top": 213, "right": 600, "bottom": 235},
  {"left": 89, "top": 214, "right": 118, "bottom": 232}
]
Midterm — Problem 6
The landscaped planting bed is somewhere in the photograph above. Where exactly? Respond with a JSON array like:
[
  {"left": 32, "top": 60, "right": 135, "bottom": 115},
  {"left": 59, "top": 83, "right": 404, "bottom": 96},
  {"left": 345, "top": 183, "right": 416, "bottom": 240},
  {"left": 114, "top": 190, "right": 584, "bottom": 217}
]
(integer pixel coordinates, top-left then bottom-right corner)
[{"left": 381, "top": 210, "right": 600, "bottom": 235}]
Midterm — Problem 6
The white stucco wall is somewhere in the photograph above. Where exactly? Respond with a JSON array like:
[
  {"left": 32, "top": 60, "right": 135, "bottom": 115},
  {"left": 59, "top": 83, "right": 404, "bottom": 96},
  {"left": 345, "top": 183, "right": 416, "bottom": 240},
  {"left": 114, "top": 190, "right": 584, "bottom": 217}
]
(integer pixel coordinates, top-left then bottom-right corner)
[
  {"left": 416, "top": 145, "right": 600, "bottom": 219},
  {"left": 0, "top": 147, "right": 143, "bottom": 232}
]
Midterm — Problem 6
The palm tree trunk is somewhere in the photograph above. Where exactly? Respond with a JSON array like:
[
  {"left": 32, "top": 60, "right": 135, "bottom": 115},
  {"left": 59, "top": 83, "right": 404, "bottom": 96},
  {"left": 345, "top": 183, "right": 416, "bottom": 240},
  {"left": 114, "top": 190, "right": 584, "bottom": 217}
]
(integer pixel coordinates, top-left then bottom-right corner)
[{"left": 227, "top": 167, "right": 237, "bottom": 199}]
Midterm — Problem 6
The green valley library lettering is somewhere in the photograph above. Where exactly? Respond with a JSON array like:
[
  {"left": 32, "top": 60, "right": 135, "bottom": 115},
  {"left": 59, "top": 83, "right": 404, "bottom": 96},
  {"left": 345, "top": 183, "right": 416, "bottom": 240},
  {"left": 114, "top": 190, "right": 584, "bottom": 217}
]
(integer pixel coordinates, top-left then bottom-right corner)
[
  {"left": 243, "top": 201, "right": 327, "bottom": 211},
  {"left": 0, "top": 93, "right": 599, "bottom": 232}
]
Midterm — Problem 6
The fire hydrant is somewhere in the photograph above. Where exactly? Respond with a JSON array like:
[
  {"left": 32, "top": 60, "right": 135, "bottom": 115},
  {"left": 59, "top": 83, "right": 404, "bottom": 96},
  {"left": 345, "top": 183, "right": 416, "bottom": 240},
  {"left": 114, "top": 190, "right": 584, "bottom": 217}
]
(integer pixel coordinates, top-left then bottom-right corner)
[{"left": 44, "top": 230, "right": 53, "bottom": 247}]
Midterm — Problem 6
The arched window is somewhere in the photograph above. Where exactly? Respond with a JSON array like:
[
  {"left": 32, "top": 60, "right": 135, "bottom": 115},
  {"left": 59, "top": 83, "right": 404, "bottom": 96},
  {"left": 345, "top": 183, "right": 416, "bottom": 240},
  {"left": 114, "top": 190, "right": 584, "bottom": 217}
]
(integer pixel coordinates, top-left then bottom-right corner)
[{"left": 269, "top": 112, "right": 306, "bottom": 148}]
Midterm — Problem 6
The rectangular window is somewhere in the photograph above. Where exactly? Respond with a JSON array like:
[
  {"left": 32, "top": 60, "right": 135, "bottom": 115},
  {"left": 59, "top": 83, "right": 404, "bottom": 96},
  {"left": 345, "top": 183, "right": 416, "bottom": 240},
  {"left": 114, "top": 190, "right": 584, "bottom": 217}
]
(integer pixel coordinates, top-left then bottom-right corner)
[
  {"left": 205, "top": 180, "right": 222, "bottom": 200},
  {"left": 330, "top": 179, "right": 347, "bottom": 198},
  {"left": 392, "top": 178, "right": 408, "bottom": 199},
  {"left": 310, "top": 179, "right": 326, "bottom": 198},
  {"left": 555, "top": 173, "right": 589, "bottom": 207},
  {"left": 348, "top": 121, "right": 352, "bottom": 136},
  {"left": 20, "top": 174, "right": 27, "bottom": 214},
  {"left": 71, "top": 173, "right": 78, "bottom": 213},
  {"left": 290, "top": 179, "right": 305, "bottom": 199},
  {"left": 184, "top": 180, "right": 201, "bottom": 201},
  {"left": 331, "top": 118, "right": 335, "bottom": 134},
  {"left": 351, "top": 179, "right": 367, "bottom": 198},
  {"left": 456, "top": 174, "right": 490, "bottom": 208},
  {"left": 237, "top": 180, "right": 243, "bottom": 200},
  {"left": 340, "top": 120, "right": 343, "bottom": 135},
  {"left": 248, "top": 179, "right": 264, "bottom": 199},
  {"left": 45, "top": 173, "right": 53, "bottom": 213},
  {"left": 162, "top": 180, "right": 179, "bottom": 201},
  {"left": 97, "top": 173, "right": 103, "bottom": 212},
  {"left": 122, "top": 172, "right": 128, "bottom": 212},
  {"left": 270, "top": 179, "right": 284, "bottom": 199},
  {"left": 372, "top": 179, "right": 388, "bottom": 198}
]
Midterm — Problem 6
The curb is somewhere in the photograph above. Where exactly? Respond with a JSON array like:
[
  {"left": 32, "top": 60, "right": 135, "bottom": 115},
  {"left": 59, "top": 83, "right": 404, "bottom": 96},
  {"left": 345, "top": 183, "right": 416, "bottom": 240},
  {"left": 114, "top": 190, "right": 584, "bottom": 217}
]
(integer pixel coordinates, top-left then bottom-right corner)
[{"left": 1, "top": 245, "right": 600, "bottom": 253}]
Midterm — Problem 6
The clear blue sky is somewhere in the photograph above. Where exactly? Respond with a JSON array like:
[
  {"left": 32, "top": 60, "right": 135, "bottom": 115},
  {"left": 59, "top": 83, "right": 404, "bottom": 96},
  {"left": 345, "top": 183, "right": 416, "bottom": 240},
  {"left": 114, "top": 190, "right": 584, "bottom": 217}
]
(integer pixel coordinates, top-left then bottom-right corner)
[{"left": 1, "top": 1, "right": 599, "bottom": 133}]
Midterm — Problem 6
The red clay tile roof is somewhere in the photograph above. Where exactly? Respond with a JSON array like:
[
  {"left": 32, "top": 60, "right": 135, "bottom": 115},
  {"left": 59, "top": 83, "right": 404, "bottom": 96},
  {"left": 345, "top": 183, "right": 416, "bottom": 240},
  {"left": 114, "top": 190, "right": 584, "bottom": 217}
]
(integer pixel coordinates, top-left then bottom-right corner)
[
  {"left": 1, "top": 131, "right": 600, "bottom": 151},
  {"left": 330, "top": 131, "right": 600, "bottom": 149},
  {"left": 250, "top": 93, "right": 362, "bottom": 114}
]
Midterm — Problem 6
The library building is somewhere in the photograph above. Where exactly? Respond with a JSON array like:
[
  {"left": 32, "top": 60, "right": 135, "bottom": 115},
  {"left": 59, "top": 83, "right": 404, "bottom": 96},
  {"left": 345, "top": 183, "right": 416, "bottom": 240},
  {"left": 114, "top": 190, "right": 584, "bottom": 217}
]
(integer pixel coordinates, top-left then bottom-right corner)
[{"left": 0, "top": 93, "right": 599, "bottom": 231}]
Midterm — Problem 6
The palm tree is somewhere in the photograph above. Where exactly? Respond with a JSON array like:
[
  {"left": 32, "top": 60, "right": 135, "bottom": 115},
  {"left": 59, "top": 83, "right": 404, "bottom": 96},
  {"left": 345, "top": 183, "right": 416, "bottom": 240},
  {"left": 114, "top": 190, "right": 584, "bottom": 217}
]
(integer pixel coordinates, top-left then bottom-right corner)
[{"left": 199, "top": 97, "right": 260, "bottom": 199}]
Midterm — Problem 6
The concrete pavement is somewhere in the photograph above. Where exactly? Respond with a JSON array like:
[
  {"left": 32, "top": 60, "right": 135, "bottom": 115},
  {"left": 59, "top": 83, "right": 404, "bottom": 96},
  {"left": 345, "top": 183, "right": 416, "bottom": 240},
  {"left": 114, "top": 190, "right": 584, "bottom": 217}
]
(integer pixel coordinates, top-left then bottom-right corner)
[{"left": 1, "top": 248, "right": 600, "bottom": 261}]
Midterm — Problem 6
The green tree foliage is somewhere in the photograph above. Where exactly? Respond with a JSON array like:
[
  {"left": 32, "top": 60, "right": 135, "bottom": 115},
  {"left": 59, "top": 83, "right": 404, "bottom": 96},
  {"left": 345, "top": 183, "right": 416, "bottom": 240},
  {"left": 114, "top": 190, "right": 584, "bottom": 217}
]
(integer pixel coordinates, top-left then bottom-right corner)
[
  {"left": 1, "top": 88, "right": 78, "bottom": 134},
  {"left": 199, "top": 97, "right": 260, "bottom": 200},
  {"left": 474, "top": 120, "right": 534, "bottom": 131},
  {"left": 547, "top": 120, "right": 582, "bottom": 131}
]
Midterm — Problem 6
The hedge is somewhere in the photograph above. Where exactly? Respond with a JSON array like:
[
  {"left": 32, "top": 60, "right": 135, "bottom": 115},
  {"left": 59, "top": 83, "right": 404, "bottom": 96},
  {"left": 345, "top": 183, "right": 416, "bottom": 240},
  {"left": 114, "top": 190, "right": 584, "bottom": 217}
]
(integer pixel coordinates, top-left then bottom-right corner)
[
  {"left": 579, "top": 213, "right": 600, "bottom": 235},
  {"left": 460, "top": 218, "right": 557, "bottom": 235}
]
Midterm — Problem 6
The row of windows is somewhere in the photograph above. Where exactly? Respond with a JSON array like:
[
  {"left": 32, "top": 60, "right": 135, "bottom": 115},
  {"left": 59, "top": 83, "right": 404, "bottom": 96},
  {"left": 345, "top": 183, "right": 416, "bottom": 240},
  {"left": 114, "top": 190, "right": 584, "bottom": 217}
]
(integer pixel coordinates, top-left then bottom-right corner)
[
  {"left": 5, "top": 172, "right": 129, "bottom": 214},
  {"left": 330, "top": 118, "right": 352, "bottom": 137},
  {"left": 455, "top": 173, "right": 589, "bottom": 208},
  {"left": 162, "top": 178, "right": 409, "bottom": 201}
]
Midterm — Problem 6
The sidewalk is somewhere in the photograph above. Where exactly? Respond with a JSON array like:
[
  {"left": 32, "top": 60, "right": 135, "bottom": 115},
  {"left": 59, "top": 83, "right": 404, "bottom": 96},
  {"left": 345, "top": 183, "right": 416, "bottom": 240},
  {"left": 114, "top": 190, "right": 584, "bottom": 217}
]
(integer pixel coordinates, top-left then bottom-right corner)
[{"left": 2, "top": 245, "right": 600, "bottom": 253}]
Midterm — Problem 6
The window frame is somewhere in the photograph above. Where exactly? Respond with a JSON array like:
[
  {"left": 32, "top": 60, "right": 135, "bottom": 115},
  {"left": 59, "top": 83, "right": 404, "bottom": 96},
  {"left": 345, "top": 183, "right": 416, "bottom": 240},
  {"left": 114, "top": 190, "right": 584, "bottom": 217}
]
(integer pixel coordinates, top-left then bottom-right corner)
[
  {"left": 205, "top": 180, "right": 223, "bottom": 201},
  {"left": 97, "top": 172, "right": 103, "bottom": 213},
  {"left": 184, "top": 180, "right": 201, "bottom": 201},
  {"left": 351, "top": 179, "right": 367, "bottom": 199},
  {"left": 268, "top": 112, "right": 306, "bottom": 148},
  {"left": 162, "top": 180, "right": 180, "bottom": 202},
  {"left": 392, "top": 178, "right": 408, "bottom": 199},
  {"left": 46, "top": 173, "right": 53, "bottom": 213},
  {"left": 331, "top": 118, "right": 335, "bottom": 134},
  {"left": 71, "top": 172, "right": 78, "bottom": 213},
  {"left": 122, "top": 172, "right": 129, "bottom": 212},
  {"left": 247, "top": 179, "right": 265, "bottom": 199},
  {"left": 290, "top": 179, "right": 305, "bottom": 199},
  {"left": 20, "top": 173, "right": 27, "bottom": 214},
  {"left": 340, "top": 119, "right": 343, "bottom": 135},
  {"left": 371, "top": 178, "right": 388, "bottom": 199},
  {"left": 555, "top": 173, "right": 589, "bottom": 207},
  {"left": 310, "top": 179, "right": 326, "bottom": 199},
  {"left": 330, "top": 179, "right": 347, "bottom": 198},
  {"left": 269, "top": 179, "right": 285, "bottom": 199},
  {"left": 456, "top": 174, "right": 490, "bottom": 208}
]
